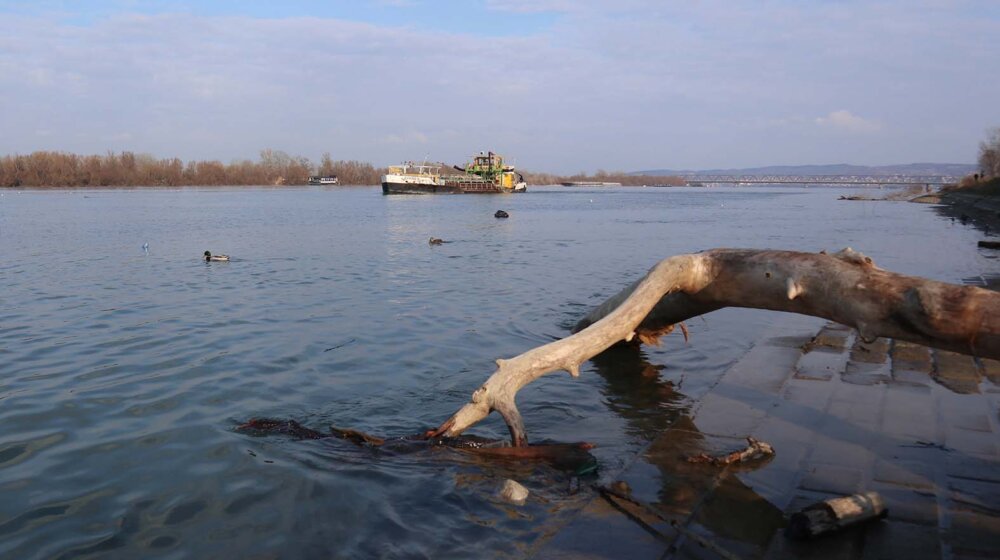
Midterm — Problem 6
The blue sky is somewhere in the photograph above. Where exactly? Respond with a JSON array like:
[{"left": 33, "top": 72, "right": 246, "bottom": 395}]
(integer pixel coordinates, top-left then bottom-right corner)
[
  {"left": 1, "top": 0, "right": 998, "bottom": 172},
  {"left": 2, "top": 1, "right": 558, "bottom": 35}
]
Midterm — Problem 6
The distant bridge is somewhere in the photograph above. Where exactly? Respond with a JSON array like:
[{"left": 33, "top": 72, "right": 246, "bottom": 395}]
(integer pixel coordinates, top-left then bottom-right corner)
[{"left": 681, "top": 175, "right": 960, "bottom": 186}]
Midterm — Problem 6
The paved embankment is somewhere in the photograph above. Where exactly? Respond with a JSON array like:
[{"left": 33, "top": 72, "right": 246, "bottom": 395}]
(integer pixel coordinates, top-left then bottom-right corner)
[{"left": 536, "top": 314, "right": 1000, "bottom": 559}]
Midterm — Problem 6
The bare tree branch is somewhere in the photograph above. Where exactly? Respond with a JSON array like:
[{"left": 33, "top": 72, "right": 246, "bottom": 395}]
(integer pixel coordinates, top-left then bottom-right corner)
[{"left": 428, "top": 249, "right": 1000, "bottom": 446}]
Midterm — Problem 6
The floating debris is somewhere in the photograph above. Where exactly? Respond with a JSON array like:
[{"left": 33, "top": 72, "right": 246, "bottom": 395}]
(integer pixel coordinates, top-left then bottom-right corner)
[
  {"left": 494, "top": 210, "right": 509, "bottom": 219},
  {"left": 786, "top": 491, "right": 888, "bottom": 540},
  {"left": 687, "top": 436, "right": 775, "bottom": 466},
  {"left": 499, "top": 479, "right": 529, "bottom": 505}
]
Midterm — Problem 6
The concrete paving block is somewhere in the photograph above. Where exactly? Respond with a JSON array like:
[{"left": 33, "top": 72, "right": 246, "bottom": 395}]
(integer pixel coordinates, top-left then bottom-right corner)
[
  {"left": 754, "top": 411, "right": 821, "bottom": 446},
  {"left": 826, "top": 400, "right": 881, "bottom": 430},
  {"left": 936, "top": 350, "right": 982, "bottom": 380},
  {"left": 692, "top": 391, "right": 768, "bottom": 435},
  {"left": 944, "top": 427, "right": 999, "bottom": 457},
  {"left": 891, "top": 341, "right": 932, "bottom": 375},
  {"left": 933, "top": 350, "right": 983, "bottom": 394},
  {"left": 938, "top": 391, "right": 994, "bottom": 432},
  {"left": 860, "top": 520, "right": 942, "bottom": 560},
  {"left": 798, "top": 463, "right": 864, "bottom": 495},
  {"left": 949, "top": 413, "right": 993, "bottom": 433},
  {"left": 880, "top": 384, "right": 937, "bottom": 441},
  {"left": 762, "top": 522, "right": 864, "bottom": 560},
  {"left": 948, "top": 509, "right": 1000, "bottom": 556},
  {"left": 807, "top": 323, "right": 853, "bottom": 351},
  {"left": 872, "top": 459, "right": 936, "bottom": 490},
  {"left": 842, "top": 365, "right": 892, "bottom": 386},
  {"left": 948, "top": 477, "right": 1000, "bottom": 515},
  {"left": 850, "top": 337, "right": 890, "bottom": 364},
  {"left": 807, "top": 437, "right": 876, "bottom": 471},
  {"left": 981, "top": 358, "right": 1000, "bottom": 386},
  {"left": 831, "top": 382, "right": 886, "bottom": 407},
  {"left": 783, "top": 378, "right": 835, "bottom": 411},
  {"left": 946, "top": 453, "right": 1000, "bottom": 483},
  {"left": 871, "top": 483, "right": 939, "bottom": 526},
  {"left": 796, "top": 348, "right": 846, "bottom": 381},
  {"left": 888, "top": 370, "right": 933, "bottom": 386}
]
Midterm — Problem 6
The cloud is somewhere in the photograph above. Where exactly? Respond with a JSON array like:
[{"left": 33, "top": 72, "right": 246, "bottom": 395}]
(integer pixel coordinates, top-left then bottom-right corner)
[
  {"left": 815, "top": 110, "right": 882, "bottom": 133},
  {"left": 0, "top": 1, "right": 995, "bottom": 170}
]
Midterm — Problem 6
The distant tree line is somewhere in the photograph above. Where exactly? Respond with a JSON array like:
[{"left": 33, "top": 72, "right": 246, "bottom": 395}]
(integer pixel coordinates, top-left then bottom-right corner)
[
  {"left": 0, "top": 150, "right": 386, "bottom": 187},
  {"left": 0, "top": 149, "right": 684, "bottom": 188}
]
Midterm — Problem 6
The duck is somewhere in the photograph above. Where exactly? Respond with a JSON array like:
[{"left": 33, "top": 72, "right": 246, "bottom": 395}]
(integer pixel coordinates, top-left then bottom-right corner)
[
  {"left": 204, "top": 250, "right": 230, "bottom": 262},
  {"left": 494, "top": 210, "right": 509, "bottom": 219},
  {"left": 428, "top": 237, "right": 447, "bottom": 245}
]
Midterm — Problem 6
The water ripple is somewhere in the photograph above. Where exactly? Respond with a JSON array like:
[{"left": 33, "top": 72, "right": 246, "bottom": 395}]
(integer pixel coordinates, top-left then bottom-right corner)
[{"left": 0, "top": 186, "right": 995, "bottom": 557}]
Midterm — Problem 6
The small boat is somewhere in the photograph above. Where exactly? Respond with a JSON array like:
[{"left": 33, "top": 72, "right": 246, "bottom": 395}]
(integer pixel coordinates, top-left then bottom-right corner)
[
  {"left": 308, "top": 176, "right": 339, "bottom": 185},
  {"left": 382, "top": 152, "right": 527, "bottom": 195}
]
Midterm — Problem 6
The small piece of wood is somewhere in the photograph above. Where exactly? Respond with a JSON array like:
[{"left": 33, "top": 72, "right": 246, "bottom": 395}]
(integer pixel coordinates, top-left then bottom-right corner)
[
  {"left": 786, "top": 492, "right": 888, "bottom": 539},
  {"left": 978, "top": 240, "right": 1000, "bottom": 249},
  {"left": 687, "top": 437, "right": 775, "bottom": 466}
]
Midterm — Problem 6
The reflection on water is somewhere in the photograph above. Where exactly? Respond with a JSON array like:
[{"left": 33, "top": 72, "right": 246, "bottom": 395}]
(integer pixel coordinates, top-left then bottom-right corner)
[{"left": 1, "top": 185, "right": 997, "bottom": 557}]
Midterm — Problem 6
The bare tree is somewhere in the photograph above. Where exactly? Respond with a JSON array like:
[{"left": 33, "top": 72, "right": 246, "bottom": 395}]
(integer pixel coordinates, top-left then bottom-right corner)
[{"left": 979, "top": 127, "right": 1000, "bottom": 178}]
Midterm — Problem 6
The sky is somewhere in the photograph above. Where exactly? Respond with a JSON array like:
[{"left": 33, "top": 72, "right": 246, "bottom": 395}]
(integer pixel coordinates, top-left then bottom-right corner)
[{"left": 1, "top": 0, "right": 998, "bottom": 173}]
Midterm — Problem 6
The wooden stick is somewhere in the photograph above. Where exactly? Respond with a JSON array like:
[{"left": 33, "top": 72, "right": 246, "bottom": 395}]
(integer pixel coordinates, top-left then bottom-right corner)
[{"left": 687, "top": 437, "right": 775, "bottom": 466}]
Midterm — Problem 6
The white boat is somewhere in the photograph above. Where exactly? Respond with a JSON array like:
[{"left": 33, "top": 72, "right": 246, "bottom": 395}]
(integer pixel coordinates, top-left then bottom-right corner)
[{"left": 308, "top": 176, "right": 339, "bottom": 185}]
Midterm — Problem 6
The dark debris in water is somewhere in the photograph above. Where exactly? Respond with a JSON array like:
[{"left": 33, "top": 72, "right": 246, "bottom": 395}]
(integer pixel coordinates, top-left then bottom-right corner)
[{"left": 235, "top": 417, "right": 598, "bottom": 472}]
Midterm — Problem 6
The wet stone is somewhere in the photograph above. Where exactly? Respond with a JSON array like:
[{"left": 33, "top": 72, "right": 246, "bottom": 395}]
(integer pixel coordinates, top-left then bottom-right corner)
[
  {"left": 809, "top": 324, "right": 852, "bottom": 350},
  {"left": 850, "top": 337, "right": 890, "bottom": 364},
  {"left": 891, "top": 341, "right": 932, "bottom": 377},
  {"left": 843, "top": 362, "right": 891, "bottom": 386},
  {"left": 933, "top": 350, "right": 982, "bottom": 394},
  {"left": 844, "top": 340, "right": 893, "bottom": 385},
  {"left": 981, "top": 358, "right": 1000, "bottom": 386}
]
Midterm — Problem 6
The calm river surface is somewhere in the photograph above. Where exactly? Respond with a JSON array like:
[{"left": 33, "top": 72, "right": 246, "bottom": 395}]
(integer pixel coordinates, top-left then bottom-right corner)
[{"left": 0, "top": 185, "right": 995, "bottom": 558}]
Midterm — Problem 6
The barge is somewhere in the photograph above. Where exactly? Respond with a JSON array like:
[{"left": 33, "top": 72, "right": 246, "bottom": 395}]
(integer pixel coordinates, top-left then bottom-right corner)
[{"left": 381, "top": 152, "right": 526, "bottom": 195}]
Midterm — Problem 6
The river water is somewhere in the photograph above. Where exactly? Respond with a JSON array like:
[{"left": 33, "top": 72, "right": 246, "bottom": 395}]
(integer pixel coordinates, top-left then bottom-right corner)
[{"left": 0, "top": 185, "right": 995, "bottom": 558}]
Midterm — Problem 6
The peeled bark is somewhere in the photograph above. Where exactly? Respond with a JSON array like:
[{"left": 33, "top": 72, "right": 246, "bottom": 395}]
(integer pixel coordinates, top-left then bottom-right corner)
[{"left": 428, "top": 248, "right": 1000, "bottom": 446}]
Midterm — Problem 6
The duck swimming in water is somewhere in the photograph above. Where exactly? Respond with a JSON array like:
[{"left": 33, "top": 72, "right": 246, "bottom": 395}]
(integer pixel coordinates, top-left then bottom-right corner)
[{"left": 204, "top": 250, "right": 230, "bottom": 262}]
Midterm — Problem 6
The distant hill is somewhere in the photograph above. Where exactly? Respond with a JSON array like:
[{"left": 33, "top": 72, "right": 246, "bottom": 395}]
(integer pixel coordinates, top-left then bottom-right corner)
[{"left": 634, "top": 163, "right": 977, "bottom": 176}]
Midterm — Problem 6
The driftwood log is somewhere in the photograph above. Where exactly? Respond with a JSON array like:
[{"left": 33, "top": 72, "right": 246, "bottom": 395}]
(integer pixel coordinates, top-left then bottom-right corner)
[
  {"left": 786, "top": 492, "right": 888, "bottom": 539},
  {"left": 427, "top": 248, "right": 1000, "bottom": 446}
]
